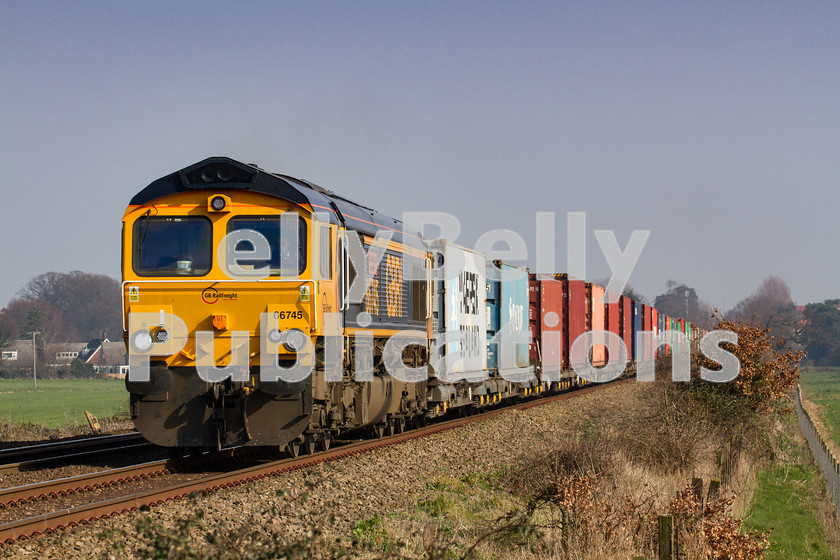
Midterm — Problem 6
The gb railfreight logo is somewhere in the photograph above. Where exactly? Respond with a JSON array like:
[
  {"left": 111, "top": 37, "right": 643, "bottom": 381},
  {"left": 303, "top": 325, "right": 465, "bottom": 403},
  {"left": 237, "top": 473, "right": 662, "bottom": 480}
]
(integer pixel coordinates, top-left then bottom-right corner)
[{"left": 201, "top": 287, "right": 238, "bottom": 304}]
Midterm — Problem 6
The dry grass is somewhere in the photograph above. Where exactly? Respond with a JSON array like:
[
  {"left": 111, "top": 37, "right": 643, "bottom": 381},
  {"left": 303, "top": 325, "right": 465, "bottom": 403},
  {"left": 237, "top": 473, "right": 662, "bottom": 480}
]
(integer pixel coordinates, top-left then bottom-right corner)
[
  {"left": 372, "top": 378, "right": 783, "bottom": 559},
  {"left": 0, "top": 416, "right": 134, "bottom": 447}
]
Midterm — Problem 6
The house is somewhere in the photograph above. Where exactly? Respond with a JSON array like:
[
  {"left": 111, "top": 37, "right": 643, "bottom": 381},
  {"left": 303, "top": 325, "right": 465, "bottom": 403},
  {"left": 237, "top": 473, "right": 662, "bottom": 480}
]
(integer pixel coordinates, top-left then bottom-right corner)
[
  {"left": 78, "top": 338, "right": 129, "bottom": 377},
  {"left": 0, "top": 339, "right": 38, "bottom": 368},
  {"left": 0, "top": 337, "right": 128, "bottom": 377}
]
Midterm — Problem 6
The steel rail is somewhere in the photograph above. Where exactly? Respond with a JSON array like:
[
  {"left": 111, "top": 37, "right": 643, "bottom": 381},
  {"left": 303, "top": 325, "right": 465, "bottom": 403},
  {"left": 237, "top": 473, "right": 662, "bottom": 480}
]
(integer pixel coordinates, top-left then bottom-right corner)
[
  {"left": 0, "top": 433, "right": 144, "bottom": 465},
  {"left": 0, "top": 458, "right": 174, "bottom": 507},
  {"left": 0, "top": 446, "right": 267, "bottom": 509},
  {"left": 0, "top": 441, "right": 158, "bottom": 476}
]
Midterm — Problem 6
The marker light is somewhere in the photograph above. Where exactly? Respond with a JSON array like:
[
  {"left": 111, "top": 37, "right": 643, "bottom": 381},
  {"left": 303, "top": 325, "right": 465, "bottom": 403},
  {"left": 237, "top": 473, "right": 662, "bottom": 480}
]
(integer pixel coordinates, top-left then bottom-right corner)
[{"left": 210, "top": 196, "right": 227, "bottom": 211}]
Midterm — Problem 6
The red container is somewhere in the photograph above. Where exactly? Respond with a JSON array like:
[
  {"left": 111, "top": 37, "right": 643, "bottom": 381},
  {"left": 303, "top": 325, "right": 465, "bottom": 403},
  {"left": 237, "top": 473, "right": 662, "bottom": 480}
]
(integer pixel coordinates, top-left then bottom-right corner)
[
  {"left": 605, "top": 289, "right": 621, "bottom": 363},
  {"left": 639, "top": 305, "right": 650, "bottom": 360},
  {"left": 620, "top": 295, "right": 633, "bottom": 361},
  {"left": 651, "top": 308, "right": 659, "bottom": 357},
  {"left": 556, "top": 274, "right": 586, "bottom": 369},
  {"left": 589, "top": 284, "right": 606, "bottom": 366},
  {"left": 645, "top": 305, "right": 656, "bottom": 360},
  {"left": 529, "top": 274, "right": 565, "bottom": 377}
]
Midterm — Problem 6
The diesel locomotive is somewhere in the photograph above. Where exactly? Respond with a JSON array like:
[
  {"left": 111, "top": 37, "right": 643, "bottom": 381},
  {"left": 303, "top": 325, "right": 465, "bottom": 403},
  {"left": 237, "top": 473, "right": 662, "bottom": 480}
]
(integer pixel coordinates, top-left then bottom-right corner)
[{"left": 122, "top": 157, "right": 699, "bottom": 454}]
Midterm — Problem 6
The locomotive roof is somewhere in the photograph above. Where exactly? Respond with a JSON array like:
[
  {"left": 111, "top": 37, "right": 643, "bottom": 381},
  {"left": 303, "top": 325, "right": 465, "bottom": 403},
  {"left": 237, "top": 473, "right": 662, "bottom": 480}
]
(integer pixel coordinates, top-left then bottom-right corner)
[{"left": 129, "top": 156, "right": 412, "bottom": 241}]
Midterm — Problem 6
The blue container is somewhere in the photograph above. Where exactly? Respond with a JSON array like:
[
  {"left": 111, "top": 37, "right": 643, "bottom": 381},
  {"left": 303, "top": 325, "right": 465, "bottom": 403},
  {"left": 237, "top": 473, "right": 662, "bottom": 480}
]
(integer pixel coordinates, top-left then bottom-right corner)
[
  {"left": 486, "top": 273, "right": 500, "bottom": 370},
  {"left": 486, "top": 261, "right": 530, "bottom": 375}
]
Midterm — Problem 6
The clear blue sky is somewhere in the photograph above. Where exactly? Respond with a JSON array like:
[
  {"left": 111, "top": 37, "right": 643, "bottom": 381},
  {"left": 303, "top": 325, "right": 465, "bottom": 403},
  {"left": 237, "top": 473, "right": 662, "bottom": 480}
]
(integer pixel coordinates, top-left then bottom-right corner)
[{"left": 1, "top": 1, "right": 838, "bottom": 310}]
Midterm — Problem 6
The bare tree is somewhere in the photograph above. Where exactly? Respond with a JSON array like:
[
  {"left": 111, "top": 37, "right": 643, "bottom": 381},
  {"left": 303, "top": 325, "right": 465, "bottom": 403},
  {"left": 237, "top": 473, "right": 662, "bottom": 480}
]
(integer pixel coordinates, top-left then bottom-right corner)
[
  {"left": 695, "top": 300, "right": 716, "bottom": 330},
  {"left": 0, "top": 312, "right": 19, "bottom": 347},
  {"left": 15, "top": 271, "right": 121, "bottom": 341},
  {"left": 727, "top": 276, "right": 799, "bottom": 350},
  {"left": 3, "top": 298, "right": 76, "bottom": 342}
]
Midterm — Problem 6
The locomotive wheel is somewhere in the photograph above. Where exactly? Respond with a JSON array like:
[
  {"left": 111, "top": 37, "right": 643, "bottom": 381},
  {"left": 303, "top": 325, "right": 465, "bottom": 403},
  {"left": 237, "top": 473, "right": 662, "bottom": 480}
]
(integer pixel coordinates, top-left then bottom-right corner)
[
  {"left": 285, "top": 440, "right": 301, "bottom": 458},
  {"left": 318, "top": 432, "right": 332, "bottom": 451},
  {"left": 395, "top": 417, "right": 406, "bottom": 434},
  {"left": 302, "top": 434, "right": 317, "bottom": 455},
  {"left": 415, "top": 415, "right": 427, "bottom": 428},
  {"left": 372, "top": 423, "right": 385, "bottom": 438}
]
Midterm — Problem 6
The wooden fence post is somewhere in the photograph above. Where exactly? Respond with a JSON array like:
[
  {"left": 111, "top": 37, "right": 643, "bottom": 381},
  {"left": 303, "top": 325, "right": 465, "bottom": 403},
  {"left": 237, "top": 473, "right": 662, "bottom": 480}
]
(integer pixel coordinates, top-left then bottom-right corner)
[
  {"left": 84, "top": 410, "right": 101, "bottom": 435},
  {"left": 658, "top": 515, "right": 674, "bottom": 560},
  {"left": 708, "top": 477, "right": 720, "bottom": 501},
  {"left": 691, "top": 477, "right": 704, "bottom": 507}
]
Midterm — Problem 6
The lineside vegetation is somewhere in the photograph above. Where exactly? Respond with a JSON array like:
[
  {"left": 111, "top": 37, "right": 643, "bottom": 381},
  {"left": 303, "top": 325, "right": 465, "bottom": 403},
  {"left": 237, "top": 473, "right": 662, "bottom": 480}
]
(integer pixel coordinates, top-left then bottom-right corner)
[{"left": 87, "top": 317, "right": 839, "bottom": 559}]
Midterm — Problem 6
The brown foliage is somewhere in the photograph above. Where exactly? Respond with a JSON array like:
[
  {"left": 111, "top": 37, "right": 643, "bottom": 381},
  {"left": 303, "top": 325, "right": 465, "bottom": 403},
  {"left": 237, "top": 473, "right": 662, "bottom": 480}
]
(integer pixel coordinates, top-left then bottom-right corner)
[
  {"left": 700, "top": 312, "right": 805, "bottom": 412},
  {"left": 669, "top": 482, "right": 771, "bottom": 559}
]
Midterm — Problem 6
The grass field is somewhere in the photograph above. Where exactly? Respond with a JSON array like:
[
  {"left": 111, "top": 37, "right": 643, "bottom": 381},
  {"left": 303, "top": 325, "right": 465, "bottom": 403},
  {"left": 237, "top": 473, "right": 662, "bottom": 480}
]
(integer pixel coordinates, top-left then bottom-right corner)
[
  {"left": 799, "top": 367, "right": 840, "bottom": 447},
  {"left": 746, "top": 463, "right": 836, "bottom": 559},
  {"left": 744, "top": 413, "right": 839, "bottom": 559},
  {"left": 0, "top": 378, "right": 129, "bottom": 429}
]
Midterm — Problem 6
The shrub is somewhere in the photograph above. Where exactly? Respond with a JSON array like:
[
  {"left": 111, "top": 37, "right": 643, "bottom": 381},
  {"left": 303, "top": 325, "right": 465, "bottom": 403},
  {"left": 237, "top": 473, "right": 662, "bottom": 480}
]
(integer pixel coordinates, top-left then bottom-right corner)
[
  {"left": 69, "top": 358, "right": 97, "bottom": 378},
  {"left": 696, "top": 312, "right": 805, "bottom": 413}
]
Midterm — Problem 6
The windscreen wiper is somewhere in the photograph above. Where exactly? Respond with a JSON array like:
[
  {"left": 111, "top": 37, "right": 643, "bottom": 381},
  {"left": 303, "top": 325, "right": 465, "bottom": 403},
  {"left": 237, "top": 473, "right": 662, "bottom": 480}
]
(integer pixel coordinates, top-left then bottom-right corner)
[{"left": 139, "top": 209, "right": 152, "bottom": 267}]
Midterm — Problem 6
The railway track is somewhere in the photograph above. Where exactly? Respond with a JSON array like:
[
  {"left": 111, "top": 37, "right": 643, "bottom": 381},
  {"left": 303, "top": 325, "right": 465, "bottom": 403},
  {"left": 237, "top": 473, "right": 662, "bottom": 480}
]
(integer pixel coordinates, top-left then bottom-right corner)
[
  {"left": 0, "top": 380, "right": 624, "bottom": 546},
  {"left": 0, "top": 433, "right": 156, "bottom": 475}
]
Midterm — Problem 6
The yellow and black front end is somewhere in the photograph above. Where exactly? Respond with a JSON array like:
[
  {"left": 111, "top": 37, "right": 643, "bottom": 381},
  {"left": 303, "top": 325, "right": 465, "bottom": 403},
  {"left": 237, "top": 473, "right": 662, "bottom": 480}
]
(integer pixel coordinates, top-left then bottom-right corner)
[{"left": 122, "top": 157, "right": 342, "bottom": 450}]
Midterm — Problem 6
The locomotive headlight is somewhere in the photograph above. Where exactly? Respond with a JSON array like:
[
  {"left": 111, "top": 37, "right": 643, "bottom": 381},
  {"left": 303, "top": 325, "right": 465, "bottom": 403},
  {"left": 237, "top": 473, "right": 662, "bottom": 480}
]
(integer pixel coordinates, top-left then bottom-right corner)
[
  {"left": 130, "top": 331, "right": 154, "bottom": 353},
  {"left": 152, "top": 327, "right": 169, "bottom": 343},
  {"left": 201, "top": 168, "right": 216, "bottom": 183},
  {"left": 281, "top": 328, "right": 308, "bottom": 352}
]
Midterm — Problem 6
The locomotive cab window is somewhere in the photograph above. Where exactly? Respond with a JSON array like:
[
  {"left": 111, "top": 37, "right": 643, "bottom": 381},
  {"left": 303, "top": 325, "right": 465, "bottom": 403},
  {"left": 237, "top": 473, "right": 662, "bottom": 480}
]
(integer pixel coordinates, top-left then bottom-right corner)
[
  {"left": 133, "top": 216, "right": 212, "bottom": 276},
  {"left": 227, "top": 214, "right": 307, "bottom": 276}
]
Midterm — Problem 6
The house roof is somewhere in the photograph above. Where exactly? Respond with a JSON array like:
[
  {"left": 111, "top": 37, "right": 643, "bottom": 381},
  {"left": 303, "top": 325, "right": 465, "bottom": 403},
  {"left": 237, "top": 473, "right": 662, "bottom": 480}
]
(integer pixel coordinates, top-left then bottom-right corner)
[{"left": 0, "top": 340, "right": 126, "bottom": 366}]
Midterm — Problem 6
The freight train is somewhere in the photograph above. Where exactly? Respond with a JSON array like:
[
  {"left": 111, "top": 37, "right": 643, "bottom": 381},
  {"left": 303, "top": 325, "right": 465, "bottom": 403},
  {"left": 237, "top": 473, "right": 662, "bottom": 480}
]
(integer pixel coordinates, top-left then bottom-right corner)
[{"left": 121, "top": 157, "right": 701, "bottom": 454}]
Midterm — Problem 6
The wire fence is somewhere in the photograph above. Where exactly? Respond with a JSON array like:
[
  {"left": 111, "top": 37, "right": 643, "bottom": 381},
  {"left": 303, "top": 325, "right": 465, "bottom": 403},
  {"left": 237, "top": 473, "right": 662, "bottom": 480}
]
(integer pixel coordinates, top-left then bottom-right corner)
[{"left": 795, "top": 385, "right": 840, "bottom": 522}]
